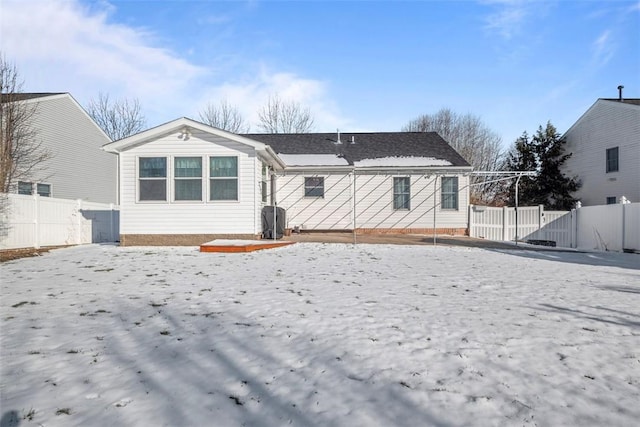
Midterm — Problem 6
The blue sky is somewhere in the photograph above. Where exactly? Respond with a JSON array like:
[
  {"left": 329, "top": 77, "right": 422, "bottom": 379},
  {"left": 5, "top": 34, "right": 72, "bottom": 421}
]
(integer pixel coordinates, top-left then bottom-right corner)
[{"left": 1, "top": 0, "right": 639, "bottom": 146}]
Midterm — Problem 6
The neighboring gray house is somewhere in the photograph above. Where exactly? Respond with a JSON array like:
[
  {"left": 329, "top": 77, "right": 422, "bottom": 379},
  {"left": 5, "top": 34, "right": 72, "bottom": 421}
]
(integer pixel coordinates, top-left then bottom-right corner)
[
  {"left": 1, "top": 93, "right": 116, "bottom": 203},
  {"left": 103, "top": 117, "right": 472, "bottom": 246},
  {"left": 562, "top": 96, "right": 640, "bottom": 206}
]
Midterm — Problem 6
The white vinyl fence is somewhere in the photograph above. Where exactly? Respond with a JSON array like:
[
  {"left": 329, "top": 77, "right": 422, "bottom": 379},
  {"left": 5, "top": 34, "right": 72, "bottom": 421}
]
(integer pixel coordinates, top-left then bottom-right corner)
[
  {"left": 0, "top": 194, "right": 119, "bottom": 250},
  {"left": 469, "top": 202, "right": 639, "bottom": 253}
]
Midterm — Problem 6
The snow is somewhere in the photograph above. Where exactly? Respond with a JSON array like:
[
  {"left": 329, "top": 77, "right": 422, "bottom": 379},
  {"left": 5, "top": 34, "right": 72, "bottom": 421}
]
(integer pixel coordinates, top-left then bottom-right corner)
[
  {"left": 1, "top": 243, "right": 639, "bottom": 426},
  {"left": 201, "top": 239, "right": 268, "bottom": 247},
  {"left": 278, "top": 154, "right": 349, "bottom": 166},
  {"left": 354, "top": 156, "right": 453, "bottom": 167}
]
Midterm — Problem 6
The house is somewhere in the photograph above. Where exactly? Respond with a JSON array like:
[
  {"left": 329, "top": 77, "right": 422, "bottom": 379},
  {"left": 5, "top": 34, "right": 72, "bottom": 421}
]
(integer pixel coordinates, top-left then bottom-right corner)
[
  {"left": 1, "top": 93, "right": 116, "bottom": 203},
  {"left": 103, "top": 117, "right": 472, "bottom": 246},
  {"left": 561, "top": 95, "right": 640, "bottom": 206}
]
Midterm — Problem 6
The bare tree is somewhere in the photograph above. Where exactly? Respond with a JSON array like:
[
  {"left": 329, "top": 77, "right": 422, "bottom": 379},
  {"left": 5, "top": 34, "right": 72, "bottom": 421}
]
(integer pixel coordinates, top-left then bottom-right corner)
[
  {"left": 403, "top": 108, "right": 505, "bottom": 204},
  {"left": 1, "top": 56, "right": 50, "bottom": 194},
  {"left": 86, "top": 92, "right": 146, "bottom": 141},
  {"left": 199, "top": 99, "right": 249, "bottom": 133},
  {"left": 257, "top": 94, "right": 314, "bottom": 133}
]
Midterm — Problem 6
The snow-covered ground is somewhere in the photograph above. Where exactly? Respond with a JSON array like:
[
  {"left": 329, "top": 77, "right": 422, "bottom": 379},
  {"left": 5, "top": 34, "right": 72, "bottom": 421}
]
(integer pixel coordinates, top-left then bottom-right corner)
[{"left": 1, "top": 243, "right": 639, "bottom": 427}]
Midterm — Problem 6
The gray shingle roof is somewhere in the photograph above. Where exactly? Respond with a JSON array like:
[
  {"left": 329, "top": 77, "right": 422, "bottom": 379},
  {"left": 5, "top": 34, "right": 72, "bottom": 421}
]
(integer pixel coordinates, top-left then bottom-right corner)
[
  {"left": 1, "top": 92, "right": 66, "bottom": 103},
  {"left": 600, "top": 98, "right": 640, "bottom": 106},
  {"left": 242, "top": 132, "right": 471, "bottom": 167}
]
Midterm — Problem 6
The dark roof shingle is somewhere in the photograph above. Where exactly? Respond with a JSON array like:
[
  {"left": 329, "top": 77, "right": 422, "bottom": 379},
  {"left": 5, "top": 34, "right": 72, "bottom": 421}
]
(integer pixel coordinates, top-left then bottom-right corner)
[
  {"left": 1, "top": 93, "right": 66, "bottom": 103},
  {"left": 243, "top": 132, "right": 471, "bottom": 167}
]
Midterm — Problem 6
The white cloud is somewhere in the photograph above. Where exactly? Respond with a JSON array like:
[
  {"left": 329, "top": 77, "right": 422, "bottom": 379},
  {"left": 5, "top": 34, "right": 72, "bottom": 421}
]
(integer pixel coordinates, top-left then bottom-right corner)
[
  {"left": 0, "top": 0, "right": 203, "bottom": 120},
  {"left": 0, "top": 0, "right": 350, "bottom": 132},
  {"left": 482, "top": 0, "right": 529, "bottom": 39},
  {"left": 192, "top": 66, "right": 351, "bottom": 132},
  {"left": 592, "top": 30, "right": 615, "bottom": 67}
]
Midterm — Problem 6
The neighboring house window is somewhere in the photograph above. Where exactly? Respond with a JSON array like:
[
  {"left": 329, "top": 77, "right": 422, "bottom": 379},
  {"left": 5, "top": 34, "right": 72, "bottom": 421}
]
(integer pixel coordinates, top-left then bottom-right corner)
[
  {"left": 606, "top": 147, "right": 619, "bottom": 173},
  {"left": 18, "top": 181, "right": 33, "bottom": 195},
  {"left": 606, "top": 196, "right": 617, "bottom": 205},
  {"left": 304, "top": 177, "right": 324, "bottom": 197},
  {"left": 210, "top": 157, "right": 238, "bottom": 200},
  {"left": 36, "top": 183, "right": 51, "bottom": 197},
  {"left": 261, "top": 164, "right": 268, "bottom": 203},
  {"left": 139, "top": 157, "right": 167, "bottom": 201},
  {"left": 174, "top": 157, "right": 202, "bottom": 201},
  {"left": 441, "top": 177, "right": 459, "bottom": 210},
  {"left": 393, "top": 177, "right": 410, "bottom": 210}
]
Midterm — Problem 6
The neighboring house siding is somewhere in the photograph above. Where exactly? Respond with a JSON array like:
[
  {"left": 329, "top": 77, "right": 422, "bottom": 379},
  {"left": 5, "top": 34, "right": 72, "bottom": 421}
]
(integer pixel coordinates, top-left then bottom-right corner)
[
  {"left": 119, "top": 130, "right": 260, "bottom": 235},
  {"left": 563, "top": 100, "right": 640, "bottom": 206},
  {"left": 276, "top": 172, "right": 469, "bottom": 230},
  {"left": 24, "top": 95, "right": 116, "bottom": 203}
]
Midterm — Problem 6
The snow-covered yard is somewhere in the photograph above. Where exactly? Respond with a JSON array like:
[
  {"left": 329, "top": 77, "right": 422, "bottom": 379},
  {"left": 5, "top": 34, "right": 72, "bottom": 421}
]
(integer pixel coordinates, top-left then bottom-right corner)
[{"left": 1, "top": 243, "right": 639, "bottom": 426}]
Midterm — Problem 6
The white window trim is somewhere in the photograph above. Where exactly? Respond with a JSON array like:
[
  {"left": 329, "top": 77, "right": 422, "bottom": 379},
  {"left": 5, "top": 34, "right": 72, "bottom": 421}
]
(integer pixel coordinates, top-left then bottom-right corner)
[
  {"left": 172, "top": 155, "right": 205, "bottom": 203},
  {"left": 393, "top": 176, "right": 411, "bottom": 210},
  {"left": 136, "top": 155, "right": 169, "bottom": 203},
  {"left": 440, "top": 176, "right": 459, "bottom": 211},
  {"left": 208, "top": 155, "right": 240, "bottom": 203},
  {"left": 304, "top": 176, "right": 325, "bottom": 198}
]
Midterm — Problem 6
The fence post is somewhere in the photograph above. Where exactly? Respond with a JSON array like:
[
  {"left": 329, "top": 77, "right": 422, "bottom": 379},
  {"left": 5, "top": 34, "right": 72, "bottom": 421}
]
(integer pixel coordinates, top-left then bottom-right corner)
[
  {"left": 538, "top": 204, "right": 544, "bottom": 239},
  {"left": 468, "top": 204, "right": 473, "bottom": 237},
  {"left": 502, "top": 206, "right": 508, "bottom": 241},
  {"left": 620, "top": 197, "right": 628, "bottom": 251},
  {"left": 33, "top": 194, "right": 40, "bottom": 249}
]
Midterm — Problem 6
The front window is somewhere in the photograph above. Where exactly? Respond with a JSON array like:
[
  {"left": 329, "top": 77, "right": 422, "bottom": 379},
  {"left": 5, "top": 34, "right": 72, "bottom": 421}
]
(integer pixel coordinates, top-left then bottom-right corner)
[
  {"left": 18, "top": 181, "right": 33, "bottom": 195},
  {"left": 174, "top": 157, "right": 202, "bottom": 201},
  {"left": 606, "top": 147, "right": 619, "bottom": 173},
  {"left": 210, "top": 157, "right": 238, "bottom": 200},
  {"left": 393, "top": 177, "right": 410, "bottom": 210},
  {"left": 139, "top": 157, "right": 167, "bottom": 201},
  {"left": 304, "top": 177, "right": 324, "bottom": 197},
  {"left": 606, "top": 196, "right": 617, "bottom": 205},
  {"left": 441, "top": 177, "right": 459, "bottom": 210},
  {"left": 36, "top": 183, "right": 51, "bottom": 197}
]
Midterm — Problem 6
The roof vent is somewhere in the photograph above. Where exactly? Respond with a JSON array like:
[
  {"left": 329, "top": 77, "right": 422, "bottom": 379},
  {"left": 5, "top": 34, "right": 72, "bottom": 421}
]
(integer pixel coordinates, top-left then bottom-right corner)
[
  {"left": 618, "top": 85, "right": 624, "bottom": 101},
  {"left": 336, "top": 129, "right": 341, "bottom": 145},
  {"left": 350, "top": 135, "right": 355, "bottom": 145}
]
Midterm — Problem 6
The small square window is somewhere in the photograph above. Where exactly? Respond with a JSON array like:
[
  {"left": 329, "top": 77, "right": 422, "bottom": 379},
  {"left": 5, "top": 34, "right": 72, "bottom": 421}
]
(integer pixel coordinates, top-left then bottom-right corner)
[
  {"left": 18, "top": 181, "right": 33, "bottom": 195},
  {"left": 606, "top": 147, "right": 619, "bottom": 173},
  {"left": 36, "top": 183, "right": 51, "bottom": 197},
  {"left": 606, "top": 196, "right": 617, "bottom": 205},
  {"left": 304, "top": 177, "right": 324, "bottom": 197}
]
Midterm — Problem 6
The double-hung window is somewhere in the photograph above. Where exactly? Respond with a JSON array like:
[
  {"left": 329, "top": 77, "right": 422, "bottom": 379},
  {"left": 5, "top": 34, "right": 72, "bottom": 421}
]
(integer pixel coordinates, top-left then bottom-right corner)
[
  {"left": 393, "top": 177, "right": 410, "bottom": 210},
  {"left": 18, "top": 181, "right": 33, "bottom": 195},
  {"left": 606, "top": 147, "right": 619, "bottom": 173},
  {"left": 210, "top": 157, "right": 238, "bottom": 201},
  {"left": 174, "top": 157, "right": 202, "bottom": 201},
  {"left": 36, "top": 183, "right": 51, "bottom": 197},
  {"left": 17, "top": 181, "right": 51, "bottom": 197},
  {"left": 441, "top": 177, "right": 459, "bottom": 210},
  {"left": 139, "top": 157, "right": 167, "bottom": 201},
  {"left": 304, "top": 177, "right": 324, "bottom": 197}
]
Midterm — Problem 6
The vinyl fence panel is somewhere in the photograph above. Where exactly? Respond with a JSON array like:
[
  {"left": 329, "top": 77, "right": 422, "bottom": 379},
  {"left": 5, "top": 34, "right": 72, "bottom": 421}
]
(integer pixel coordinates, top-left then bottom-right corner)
[{"left": 0, "top": 194, "right": 119, "bottom": 250}]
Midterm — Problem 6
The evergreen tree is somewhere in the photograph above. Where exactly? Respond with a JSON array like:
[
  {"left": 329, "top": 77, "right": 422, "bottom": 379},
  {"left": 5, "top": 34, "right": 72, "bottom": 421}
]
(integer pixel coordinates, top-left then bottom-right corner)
[
  {"left": 503, "top": 122, "right": 579, "bottom": 209},
  {"left": 533, "top": 122, "right": 579, "bottom": 210}
]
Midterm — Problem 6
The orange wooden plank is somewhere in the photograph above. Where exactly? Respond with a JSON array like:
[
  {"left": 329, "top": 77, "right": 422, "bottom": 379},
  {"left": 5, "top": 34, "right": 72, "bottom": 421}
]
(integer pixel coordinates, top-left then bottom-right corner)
[{"left": 199, "top": 241, "right": 295, "bottom": 253}]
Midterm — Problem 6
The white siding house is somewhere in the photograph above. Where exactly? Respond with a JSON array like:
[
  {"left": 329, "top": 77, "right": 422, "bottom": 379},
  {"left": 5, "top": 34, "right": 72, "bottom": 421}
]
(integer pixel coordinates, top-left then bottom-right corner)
[
  {"left": 2, "top": 93, "right": 116, "bottom": 203},
  {"left": 562, "top": 98, "right": 640, "bottom": 206},
  {"left": 104, "top": 121, "right": 472, "bottom": 245},
  {"left": 103, "top": 118, "right": 283, "bottom": 245}
]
